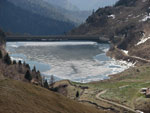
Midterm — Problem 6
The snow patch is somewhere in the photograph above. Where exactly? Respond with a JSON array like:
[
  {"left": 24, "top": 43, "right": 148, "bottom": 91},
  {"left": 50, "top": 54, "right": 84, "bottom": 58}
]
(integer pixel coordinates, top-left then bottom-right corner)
[
  {"left": 136, "top": 36, "right": 150, "bottom": 45},
  {"left": 108, "top": 14, "right": 115, "bottom": 19},
  {"left": 10, "top": 57, "right": 23, "bottom": 62},
  {"left": 121, "top": 49, "right": 128, "bottom": 55},
  {"left": 140, "top": 14, "right": 150, "bottom": 22}
]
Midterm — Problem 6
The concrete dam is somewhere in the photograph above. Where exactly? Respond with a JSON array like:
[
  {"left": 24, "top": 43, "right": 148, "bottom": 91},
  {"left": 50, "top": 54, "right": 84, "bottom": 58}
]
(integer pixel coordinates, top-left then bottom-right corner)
[{"left": 6, "top": 35, "right": 110, "bottom": 43}]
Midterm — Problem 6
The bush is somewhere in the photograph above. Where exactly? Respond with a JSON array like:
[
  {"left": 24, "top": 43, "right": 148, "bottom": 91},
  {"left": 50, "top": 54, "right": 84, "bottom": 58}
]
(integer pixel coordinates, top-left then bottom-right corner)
[{"left": 4, "top": 53, "right": 11, "bottom": 65}]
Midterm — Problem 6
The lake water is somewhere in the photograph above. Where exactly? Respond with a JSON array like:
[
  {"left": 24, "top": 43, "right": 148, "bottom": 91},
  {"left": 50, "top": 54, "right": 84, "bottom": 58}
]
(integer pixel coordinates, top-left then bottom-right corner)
[{"left": 6, "top": 41, "right": 133, "bottom": 83}]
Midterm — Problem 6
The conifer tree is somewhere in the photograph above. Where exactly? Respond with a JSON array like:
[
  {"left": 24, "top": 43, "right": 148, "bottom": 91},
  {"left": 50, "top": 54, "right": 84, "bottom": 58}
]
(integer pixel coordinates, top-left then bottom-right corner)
[
  {"left": 50, "top": 75, "right": 55, "bottom": 86},
  {"left": 23, "top": 61, "right": 26, "bottom": 66},
  {"left": 24, "top": 70, "right": 32, "bottom": 82},
  {"left": 32, "top": 66, "right": 36, "bottom": 72},
  {"left": 18, "top": 60, "right": 22, "bottom": 65},
  {"left": 4, "top": 53, "right": 11, "bottom": 65},
  {"left": 76, "top": 91, "right": 79, "bottom": 98},
  {"left": 25, "top": 64, "right": 30, "bottom": 69},
  {"left": 0, "top": 50, "right": 3, "bottom": 58},
  {"left": 13, "top": 60, "right": 17, "bottom": 64},
  {"left": 44, "top": 80, "right": 49, "bottom": 89}
]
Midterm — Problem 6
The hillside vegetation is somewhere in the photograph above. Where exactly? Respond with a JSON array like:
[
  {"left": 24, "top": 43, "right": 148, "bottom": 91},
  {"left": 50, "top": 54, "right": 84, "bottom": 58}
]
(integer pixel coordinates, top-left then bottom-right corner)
[{"left": 0, "top": 77, "right": 105, "bottom": 113}]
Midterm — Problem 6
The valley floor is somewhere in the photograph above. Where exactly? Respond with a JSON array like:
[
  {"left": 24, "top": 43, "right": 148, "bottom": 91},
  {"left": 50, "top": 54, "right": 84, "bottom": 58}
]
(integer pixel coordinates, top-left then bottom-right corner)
[{"left": 54, "top": 51, "right": 150, "bottom": 113}]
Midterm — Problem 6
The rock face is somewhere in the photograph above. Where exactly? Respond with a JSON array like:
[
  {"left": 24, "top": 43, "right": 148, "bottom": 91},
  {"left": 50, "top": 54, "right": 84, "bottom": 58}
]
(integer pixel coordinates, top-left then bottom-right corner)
[{"left": 70, "top": 0, "right": 150, "bottom": 60}]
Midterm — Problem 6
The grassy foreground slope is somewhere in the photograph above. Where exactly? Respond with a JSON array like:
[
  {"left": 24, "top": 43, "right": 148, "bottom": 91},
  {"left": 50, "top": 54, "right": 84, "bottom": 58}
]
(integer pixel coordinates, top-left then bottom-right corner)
[{"left": 0, "top": 76, "right": 105, "bottom": 113}]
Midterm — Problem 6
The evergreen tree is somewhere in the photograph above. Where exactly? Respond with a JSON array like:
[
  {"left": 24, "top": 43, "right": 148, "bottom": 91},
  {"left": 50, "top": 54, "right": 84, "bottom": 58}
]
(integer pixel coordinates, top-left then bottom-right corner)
[
  {"left": 4, "top": 53, "right": 11, "bottom": 65},
  {"left": 44, "top": 80, "right": 49, "bottom": 89},
  {"left": 32, "top": 66, "right": 36, "bottom": 72},
  {"left": 23, "top": 61, "right": 26, "bottom": 66},
  {"left": 50, "top": 75, "right": 54, "bottom": 86},
  {"left": 76, "top": 91, "right": 79, "bottom": 98},
  {"left": 25, "top": 64, "right": 30, "bottom": 69},
  {"left": 24, "top": 70, "right": 32, "bottom": 82},
  {"left": 18, "top": 60, "right": 22, "bottom": 65},
  {"left": 0, "top": 50, "right": 3, "bottom": 58},
  {"left": 13, "top": 60, "right": 17, "bottom": 64}
]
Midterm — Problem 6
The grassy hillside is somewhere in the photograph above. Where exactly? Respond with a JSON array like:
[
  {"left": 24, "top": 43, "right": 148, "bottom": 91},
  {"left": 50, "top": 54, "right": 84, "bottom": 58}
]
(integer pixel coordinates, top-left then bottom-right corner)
[
  {"left": 53, "top": 65, "right": 150, "bottom": 112},
  {"left": 0, "top": 77, "right": 105, "bottom": 113},
  {"left": 68, "top": 65, "right": 150, "bottom": 113}
]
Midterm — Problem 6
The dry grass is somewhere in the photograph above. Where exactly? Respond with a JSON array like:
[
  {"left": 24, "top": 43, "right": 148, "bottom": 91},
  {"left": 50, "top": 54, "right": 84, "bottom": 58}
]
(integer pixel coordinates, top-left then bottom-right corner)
[{"left": 0, "top": 78, "right": 105, "bottom": 113}]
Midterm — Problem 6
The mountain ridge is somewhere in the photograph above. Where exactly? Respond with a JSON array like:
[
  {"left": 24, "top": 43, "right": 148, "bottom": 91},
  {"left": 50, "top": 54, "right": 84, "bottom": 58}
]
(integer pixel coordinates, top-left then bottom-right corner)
[{"left": 0, "top": 0, "right": 75, "bottom": 35}]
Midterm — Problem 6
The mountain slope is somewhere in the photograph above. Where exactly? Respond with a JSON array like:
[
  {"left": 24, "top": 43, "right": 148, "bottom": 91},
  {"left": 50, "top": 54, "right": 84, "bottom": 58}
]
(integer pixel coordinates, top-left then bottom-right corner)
[
  {"left": 43, "top": 0, "right": 79, "bottom": 11},
  {"left": 70, "top": 0, "right": 150, "bottom": 60},
  {"left": 0, "top": 78, "right": 105, "bottom": 113},
  {"left": 7, "top": 0, "right": 91, "bottom": 25},
  {"left": 7, "top": 0, "right": 69, "bottom": 23},
  {"left": 69, "top": 0, "right": 118, "bottom": 10},
  {"left": 0, "top": 0, "right": 74, "bottom": 35}
]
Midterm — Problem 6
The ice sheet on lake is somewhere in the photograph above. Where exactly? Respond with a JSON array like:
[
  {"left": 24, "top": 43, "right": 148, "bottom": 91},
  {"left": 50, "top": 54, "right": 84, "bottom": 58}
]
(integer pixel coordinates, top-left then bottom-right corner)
[{"left": 7, "top": 42, "right": 134, "bottom": 83}]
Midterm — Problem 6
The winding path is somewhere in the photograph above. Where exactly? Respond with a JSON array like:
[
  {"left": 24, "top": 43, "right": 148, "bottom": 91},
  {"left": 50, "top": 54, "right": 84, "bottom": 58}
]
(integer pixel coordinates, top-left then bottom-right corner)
[
  {"left": 95, "top": 90, "right": 137, "bottom": 113},
  {"left": 117, "top": 46, "right": 150, "bottom": 63}
]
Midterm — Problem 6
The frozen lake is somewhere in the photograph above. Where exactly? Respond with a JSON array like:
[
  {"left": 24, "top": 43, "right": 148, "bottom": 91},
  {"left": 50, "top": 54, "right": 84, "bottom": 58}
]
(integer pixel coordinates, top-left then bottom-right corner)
[{"left": 6, "top": 41, "right": 133, "bottom": 83}]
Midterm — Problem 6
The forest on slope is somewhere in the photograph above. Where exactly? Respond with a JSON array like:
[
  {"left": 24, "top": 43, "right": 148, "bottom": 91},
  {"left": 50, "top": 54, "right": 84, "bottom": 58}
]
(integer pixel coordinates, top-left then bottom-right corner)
[{"left": 0, "top": 0, "right": 75, "bottom": 35}]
